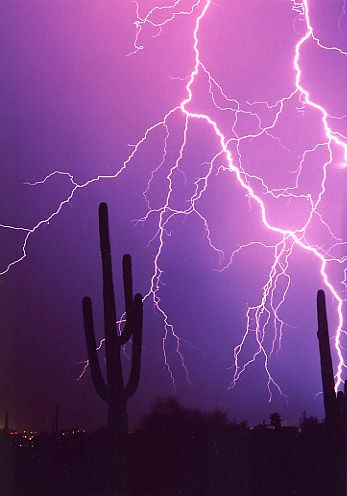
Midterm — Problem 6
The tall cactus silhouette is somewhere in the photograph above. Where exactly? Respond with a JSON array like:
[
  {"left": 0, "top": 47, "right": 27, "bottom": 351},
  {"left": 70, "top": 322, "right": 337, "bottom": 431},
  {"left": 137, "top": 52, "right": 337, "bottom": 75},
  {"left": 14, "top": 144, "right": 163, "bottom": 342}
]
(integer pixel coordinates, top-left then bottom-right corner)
[
  {"left": 82, "top": 202, "right": 143, "bottom": 438},
  {"left": 316, "top": 289, "right": 347, "bottom": 496},
  {"left": 316, "top": 289, "right": 339, "bottom": 425}
]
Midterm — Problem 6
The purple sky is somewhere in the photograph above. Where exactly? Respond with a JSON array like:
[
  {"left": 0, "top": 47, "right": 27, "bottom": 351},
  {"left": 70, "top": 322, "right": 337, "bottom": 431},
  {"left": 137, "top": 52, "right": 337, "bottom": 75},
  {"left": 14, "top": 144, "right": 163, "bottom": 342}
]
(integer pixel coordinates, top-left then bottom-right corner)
[{"left": 1, "top": 0, "right": 347, "bottom": 431}]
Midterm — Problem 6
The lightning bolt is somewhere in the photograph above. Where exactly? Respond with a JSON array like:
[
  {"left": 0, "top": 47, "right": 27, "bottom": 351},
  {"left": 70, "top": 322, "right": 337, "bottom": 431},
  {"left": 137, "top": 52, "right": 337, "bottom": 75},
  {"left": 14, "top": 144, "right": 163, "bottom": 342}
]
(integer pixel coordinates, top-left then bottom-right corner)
[
  {"left": 338, "top": 0, "right": 347, "bottom": 31},
  {"left": 2, "top": 0, "right": 347, "bottom": 399}
]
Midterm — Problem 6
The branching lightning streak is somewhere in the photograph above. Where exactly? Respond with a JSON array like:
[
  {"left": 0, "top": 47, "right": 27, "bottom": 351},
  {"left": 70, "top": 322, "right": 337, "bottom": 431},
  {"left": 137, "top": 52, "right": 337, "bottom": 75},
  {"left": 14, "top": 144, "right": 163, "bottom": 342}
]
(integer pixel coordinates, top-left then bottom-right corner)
[
  {"left": 2, "top": 1, "right": 346, "bottom": 398},
  {"left": 129, "top": 0, "right": 201, "bottom": 55},
  {"left": 338, "top": 0, "right": 347, "bottom": 31}
]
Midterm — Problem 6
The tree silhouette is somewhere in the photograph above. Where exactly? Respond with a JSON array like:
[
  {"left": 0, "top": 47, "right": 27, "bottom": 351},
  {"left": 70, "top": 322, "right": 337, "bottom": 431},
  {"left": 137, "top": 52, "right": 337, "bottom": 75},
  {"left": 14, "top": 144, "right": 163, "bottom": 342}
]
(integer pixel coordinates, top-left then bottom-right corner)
[
  {"left": 269, "top": 412, "right": 282, "bottom": 430},
  {"left": 299, "top": 411, "right": 319, "bottom": 433}
]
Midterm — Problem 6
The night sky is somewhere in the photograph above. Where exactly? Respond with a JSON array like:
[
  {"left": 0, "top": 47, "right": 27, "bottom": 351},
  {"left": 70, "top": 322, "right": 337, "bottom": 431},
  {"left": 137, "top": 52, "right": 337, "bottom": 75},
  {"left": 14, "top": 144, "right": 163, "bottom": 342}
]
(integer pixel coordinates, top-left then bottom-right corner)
[{"left": 1, "top": 0, "right": 347, "bottom": 432}]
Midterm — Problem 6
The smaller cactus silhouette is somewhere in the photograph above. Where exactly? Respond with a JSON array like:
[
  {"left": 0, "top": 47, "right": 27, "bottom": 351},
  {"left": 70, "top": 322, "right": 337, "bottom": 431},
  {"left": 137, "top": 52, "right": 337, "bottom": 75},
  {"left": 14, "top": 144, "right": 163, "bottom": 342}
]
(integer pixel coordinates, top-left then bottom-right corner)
[
  {"left": 316, "top": 290, "right": 340, "bottom": 425},
  {"left": 316, "top": 290, "right": 347, "bottom": 496},
  {"left": 82, "top": 202, "right": 143, "bottom": 439},
  {"left": 316, "top": 290, "right": 347, "bottom": 426}
]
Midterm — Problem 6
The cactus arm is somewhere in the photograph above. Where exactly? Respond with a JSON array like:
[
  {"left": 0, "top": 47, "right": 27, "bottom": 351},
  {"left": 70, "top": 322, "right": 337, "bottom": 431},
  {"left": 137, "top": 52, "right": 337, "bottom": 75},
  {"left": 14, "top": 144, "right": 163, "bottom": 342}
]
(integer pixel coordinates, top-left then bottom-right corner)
[
  {"left": 82, "top": 297, "right": 108, "bottom": 401},
  {"left": 125, "top": 293, "right": 143, "bottom": 399},
  {"left": 119, "top": 254, "right": 134, "bottom": 345}
]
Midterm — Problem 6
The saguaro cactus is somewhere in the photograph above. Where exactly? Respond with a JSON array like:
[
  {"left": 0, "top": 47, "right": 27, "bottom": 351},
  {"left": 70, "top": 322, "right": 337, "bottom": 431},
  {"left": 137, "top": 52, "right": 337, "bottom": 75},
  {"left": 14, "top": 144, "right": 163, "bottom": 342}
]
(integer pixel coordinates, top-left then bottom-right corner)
[
  {"left": 316, "top": 289, "right": 347, "bottom": 495},
  {"left": 317, "top": 290, "right": 347, "bottom": 430},
  {"left": 82, "top": 202, "right": 143, "bottom": 439},
  {"left": 316, "top": 289, "right": 338, "bottom": 425}
]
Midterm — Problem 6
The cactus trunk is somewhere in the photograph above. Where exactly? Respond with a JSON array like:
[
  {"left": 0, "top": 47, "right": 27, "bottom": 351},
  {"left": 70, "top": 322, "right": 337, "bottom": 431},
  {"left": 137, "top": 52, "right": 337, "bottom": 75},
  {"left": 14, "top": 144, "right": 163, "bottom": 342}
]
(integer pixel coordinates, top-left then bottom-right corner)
[
  {"left": 108, "top": 397, "right": 127, "bottom": 437},
  {"left": 316, "top": 290, "right": 347, "bottom": 496},
  {"left": 316, "top": 290, "right": 337, "bottom": 424}
]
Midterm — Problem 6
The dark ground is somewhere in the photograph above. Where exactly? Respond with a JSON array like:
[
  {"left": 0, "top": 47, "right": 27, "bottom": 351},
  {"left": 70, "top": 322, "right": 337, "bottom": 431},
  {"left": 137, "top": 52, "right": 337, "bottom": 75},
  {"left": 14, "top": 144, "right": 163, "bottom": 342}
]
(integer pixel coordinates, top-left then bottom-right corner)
[
  {"left": 1, "top": 399, "right": 346, "bottom": 496},
  {"left": 0, "top": 400, "right": 346, "bottom": 496}
]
